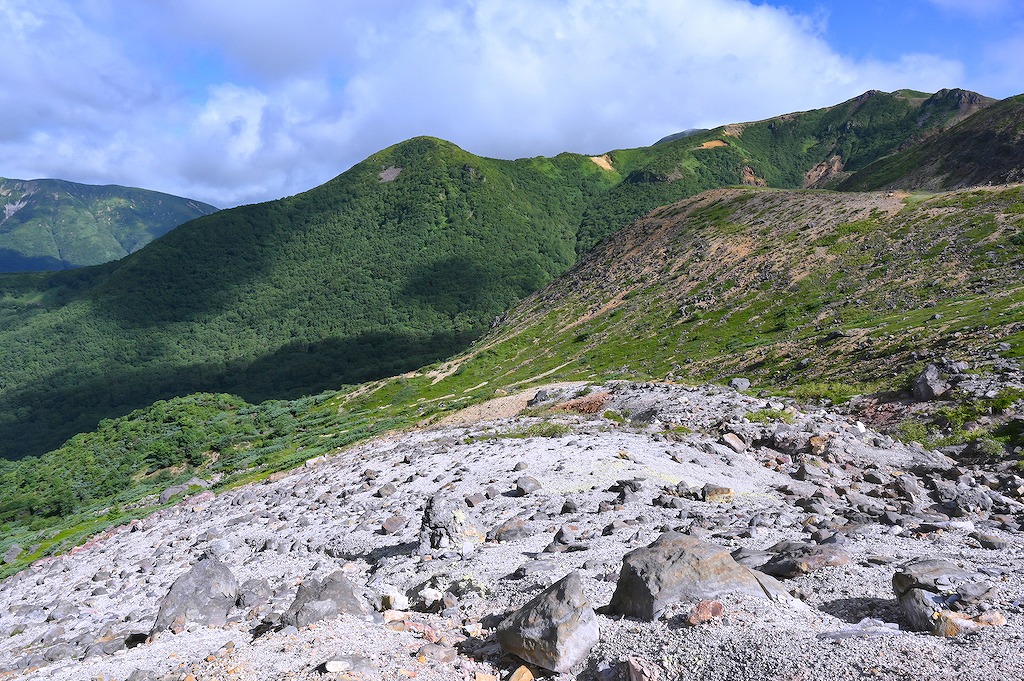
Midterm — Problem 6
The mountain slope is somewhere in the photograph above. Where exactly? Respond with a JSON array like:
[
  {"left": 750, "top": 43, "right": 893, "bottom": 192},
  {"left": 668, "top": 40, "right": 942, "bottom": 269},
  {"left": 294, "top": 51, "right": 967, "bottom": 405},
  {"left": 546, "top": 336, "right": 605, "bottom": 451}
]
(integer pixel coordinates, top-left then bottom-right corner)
[
  {"left": 0, "top": 89, "right": 1001, "bottom": 459},
  {"left": 0, "top": 138, "right": 618, "bottom": 457},
  {"left": 840, "top": 93, "right": 1024, "bottom": 191},
  {"left": 0, "top": 178, "right": 217, "bottom": 271},
  {"left": 574, "top": 88, "right": 994, "bottom": 252},
  {"left": 442, "top": 185, "right": 1024, "bottom": 394},
  {"left": 3, "top": 184, "right": 1022, "bottom": 576}
]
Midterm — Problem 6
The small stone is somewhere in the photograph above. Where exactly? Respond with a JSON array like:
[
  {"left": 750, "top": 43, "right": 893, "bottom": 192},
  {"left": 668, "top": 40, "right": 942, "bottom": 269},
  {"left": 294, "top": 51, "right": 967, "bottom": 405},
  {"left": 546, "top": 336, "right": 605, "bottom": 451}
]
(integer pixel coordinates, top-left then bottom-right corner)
[
  {"left": 684, "top": 599, "right": 724, "bottom": 626},
  {"left": 381, "top": 515, "right": 408, "bottom": 534},
  {"left": 376, "top": 483, "right": 397, "bottom": 497},
  {"left": 516, "top": 476, "right": 543, "bottom": 496},
  {"left": 720, "top": 433, "right": 746, "bottom": 453},
  {"left": 701, "top": 484, "right": 734, "bottom": 504},
  {"left": 416, "top": 643, "right": 457, "bottom": 663},
  {"left": 728, "top": 377, "right": 751, "bottom": 392},
  {"left": 509, "top": 666, "right": 534, "bottom": 681}
]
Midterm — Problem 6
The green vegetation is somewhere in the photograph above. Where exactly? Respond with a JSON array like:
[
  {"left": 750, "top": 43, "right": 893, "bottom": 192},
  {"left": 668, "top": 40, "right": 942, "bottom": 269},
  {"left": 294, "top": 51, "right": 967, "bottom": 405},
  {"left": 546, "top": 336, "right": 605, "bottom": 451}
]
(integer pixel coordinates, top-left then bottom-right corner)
[
  {"left": 746, "top": 408, "right": 795, "bottom": 424},
  {"left": 3, "top": 180, "right": 1024, "bottom": 577},
  {"left": 4, "top": 88, "right": 1024, "bottom": 576},
  {"left": 0, "top": 90, "right": 983, "bottom": 460},
  {"left": 841, "top": 93, "right": 1024, "bottom": 191},
  {"left": 894, "top": 388, "right": 1024, "bottom": 453},
  {"left": 0, "top": 178, "right": 216, "bottom": 271}
]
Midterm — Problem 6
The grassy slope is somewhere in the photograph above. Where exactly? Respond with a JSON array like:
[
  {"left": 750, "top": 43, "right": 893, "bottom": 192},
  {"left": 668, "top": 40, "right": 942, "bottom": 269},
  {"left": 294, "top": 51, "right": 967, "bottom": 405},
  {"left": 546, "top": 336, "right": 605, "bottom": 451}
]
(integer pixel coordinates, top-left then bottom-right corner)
[
  {"left": 3, "top": 183, "right": 1023, "bottom": 575},
  {"left": 839, "top": 94, "right": 1024, "bottom": 191},
  {"left": 574, "top": 88, "right": 991, "bottom": 252},
  {"left": 0, "top": 179, "right": 217, "bottom": 271}
]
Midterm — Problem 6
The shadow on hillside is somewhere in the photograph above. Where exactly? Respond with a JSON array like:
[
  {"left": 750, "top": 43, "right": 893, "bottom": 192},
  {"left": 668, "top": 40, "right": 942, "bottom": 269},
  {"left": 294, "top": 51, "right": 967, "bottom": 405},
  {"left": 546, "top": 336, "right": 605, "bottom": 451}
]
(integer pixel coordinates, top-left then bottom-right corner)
[
  {"left": 0, "top": 249, "right": 69, "bottom": 272},
  {"left": 0, "top": 328, "right": 480, "bottom": 460}
]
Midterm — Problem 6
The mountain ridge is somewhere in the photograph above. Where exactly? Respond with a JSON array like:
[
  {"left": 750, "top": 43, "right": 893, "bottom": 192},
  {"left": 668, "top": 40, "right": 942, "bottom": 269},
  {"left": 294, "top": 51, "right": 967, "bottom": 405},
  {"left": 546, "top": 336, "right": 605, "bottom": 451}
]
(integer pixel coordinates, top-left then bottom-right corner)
[
  {"left": 0, "top": 178, "right": 217, "bottom": 271},
  {"left": 0, "top": 87, "right": 1014, "bottom": 460}
]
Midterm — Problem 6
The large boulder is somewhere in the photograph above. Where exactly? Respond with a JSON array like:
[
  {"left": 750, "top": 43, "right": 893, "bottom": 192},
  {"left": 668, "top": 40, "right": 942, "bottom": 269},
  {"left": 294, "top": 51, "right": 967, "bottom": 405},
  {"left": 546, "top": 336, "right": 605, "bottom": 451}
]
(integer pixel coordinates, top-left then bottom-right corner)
[
  {"left": 282, "top": 570, "right": 378, "bottom": 627},
  {"left": 418, "top": 494, "right": 486, "bottom": 557},
  {"left": 913, "top": 364, "right": 951, "bottom": 401},
  {"left": 152, "top": 558, "right": 238, "bottom": 633},
  {"left": 892, "top": 558, "right": 1003, "bottom": 636},
  {"left": 607, "top": 533, "right": 793, "bottom": 620},
  {"left": 496, "top": 572, "right": 599, "bottom": 674}
]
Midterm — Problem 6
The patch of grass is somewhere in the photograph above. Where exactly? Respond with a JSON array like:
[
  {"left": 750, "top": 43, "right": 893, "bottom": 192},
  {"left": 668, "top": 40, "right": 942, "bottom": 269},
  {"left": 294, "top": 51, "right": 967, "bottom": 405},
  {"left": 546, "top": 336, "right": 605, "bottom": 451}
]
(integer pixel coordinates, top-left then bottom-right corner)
[{"left": 746, "top": 408, "right": 795, "bottom": 424}]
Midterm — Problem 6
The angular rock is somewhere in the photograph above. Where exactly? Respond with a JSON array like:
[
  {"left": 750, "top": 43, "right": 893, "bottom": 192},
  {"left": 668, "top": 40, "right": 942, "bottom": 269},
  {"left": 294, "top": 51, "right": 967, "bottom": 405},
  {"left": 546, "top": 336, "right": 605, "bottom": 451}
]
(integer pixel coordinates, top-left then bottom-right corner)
[
  {"left": 516, "top": 476, "right": 543, "bottom": 496},
  {"left": 236, "top": 577, "right": 273, "bottom": 609},
  {"left": 684, "top": 599, "right": 724, "bottom": 626},
  {"left": 893, "top": 558, "right": 1002, "bottom": 636},
  {"left": 607, "top": 532, "right": 794, "bottom": 620},
  {"left": 282, "top": 570, "right": 377, "bottom": 627},
  {"left": 496, "top": 572, "right": 599, "bottom": 674},
  {"left": 758, "top": 541, "right": 851, "bottom": 579},
  {"left": 720, "top": 433, "right": 747, "bottom": 453},
  {"left": 418, "top": 494, "right": 486, "bottom": 556},
  {"left": 152, "top": 557, "right": 238, "bottom": 633},
  {"left": 701, "top": 484, "right": 734, "bottom": 504},
  {"left": 728, "top": 377, "right": 751, "bottom": 392},
  {"left": 490, "top": 517, "right": 536, "bottom": 543},
  {"left": 913, "top": 364, "right": 950, "bottom": 401},
  {"left": 3, "top": 543, "right": 22, "bottom": 564}
]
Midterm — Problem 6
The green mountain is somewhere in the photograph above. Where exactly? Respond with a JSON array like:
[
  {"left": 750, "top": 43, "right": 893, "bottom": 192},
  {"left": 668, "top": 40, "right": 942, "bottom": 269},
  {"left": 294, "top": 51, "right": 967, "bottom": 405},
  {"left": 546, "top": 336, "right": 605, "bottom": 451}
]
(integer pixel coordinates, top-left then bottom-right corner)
[
  {"left": 4, "top": 183, "right": 1023, "bottom": 574},
  {"left": 840, "top": 93, "right": 1024, "bottom": 191},
  {"left": 0, "top": 89, "right": 1001, "bottom": 460},
  {"left": 453, "top": 185, "right": 1024, "bottom": 393},
  {"left": 0, "top": 178, "right": 217, "bottom": 271}
]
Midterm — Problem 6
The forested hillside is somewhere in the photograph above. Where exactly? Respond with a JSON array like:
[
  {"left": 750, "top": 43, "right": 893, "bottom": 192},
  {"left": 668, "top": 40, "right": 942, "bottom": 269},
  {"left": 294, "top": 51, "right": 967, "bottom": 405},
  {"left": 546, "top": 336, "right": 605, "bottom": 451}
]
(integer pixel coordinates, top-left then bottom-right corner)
[
  {"left": 0, "top": 179, "right": 216, "bottom": 271},
  {"left": 0, "top": 89, "right": 999, "bottom": 458}
]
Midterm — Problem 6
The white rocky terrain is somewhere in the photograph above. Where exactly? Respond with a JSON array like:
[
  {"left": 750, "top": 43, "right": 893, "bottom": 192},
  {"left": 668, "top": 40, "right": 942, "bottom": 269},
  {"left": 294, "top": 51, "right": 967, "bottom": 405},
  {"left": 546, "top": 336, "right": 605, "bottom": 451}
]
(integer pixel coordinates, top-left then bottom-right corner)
[{"left": 1, "top": 382, "right": 1023, "bottom": 680}]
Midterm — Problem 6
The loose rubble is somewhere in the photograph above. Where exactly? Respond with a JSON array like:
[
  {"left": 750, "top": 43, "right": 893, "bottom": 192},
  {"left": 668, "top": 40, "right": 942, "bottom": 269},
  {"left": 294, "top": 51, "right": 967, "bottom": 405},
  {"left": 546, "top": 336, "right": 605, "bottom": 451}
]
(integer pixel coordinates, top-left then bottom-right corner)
[{"left": 0, "top": 381, "right": 1022, "bottom": 680}]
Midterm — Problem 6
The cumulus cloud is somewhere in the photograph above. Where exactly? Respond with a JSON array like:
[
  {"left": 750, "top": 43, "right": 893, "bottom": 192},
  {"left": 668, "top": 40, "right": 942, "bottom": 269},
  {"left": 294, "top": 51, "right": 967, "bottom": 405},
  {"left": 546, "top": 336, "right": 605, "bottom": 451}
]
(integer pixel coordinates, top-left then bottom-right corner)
[{"left": 0, "top": 0, "right": 978, "bottom": 206}]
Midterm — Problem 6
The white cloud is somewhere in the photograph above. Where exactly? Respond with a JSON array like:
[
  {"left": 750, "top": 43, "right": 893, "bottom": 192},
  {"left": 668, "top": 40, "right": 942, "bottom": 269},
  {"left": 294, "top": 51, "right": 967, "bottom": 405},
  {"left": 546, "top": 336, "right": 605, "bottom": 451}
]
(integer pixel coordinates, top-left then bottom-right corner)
[{"left": 0, "top": 0, "right": 975, "bottom": 206}]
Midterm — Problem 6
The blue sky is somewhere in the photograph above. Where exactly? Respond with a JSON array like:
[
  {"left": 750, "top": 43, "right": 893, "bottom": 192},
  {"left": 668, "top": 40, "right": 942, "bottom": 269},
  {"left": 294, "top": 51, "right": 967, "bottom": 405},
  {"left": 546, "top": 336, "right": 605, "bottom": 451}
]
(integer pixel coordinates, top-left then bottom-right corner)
[{"left": 1, "top": 0, "right": 1020, "bottom": 207}]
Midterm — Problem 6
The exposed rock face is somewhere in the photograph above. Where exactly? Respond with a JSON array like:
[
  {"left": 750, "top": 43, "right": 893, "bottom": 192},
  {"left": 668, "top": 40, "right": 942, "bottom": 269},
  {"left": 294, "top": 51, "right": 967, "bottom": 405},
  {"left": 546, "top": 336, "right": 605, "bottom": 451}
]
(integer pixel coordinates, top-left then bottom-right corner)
[
  {"left": 803, "top": 155, "right": 845, "bottom": 188},
  {"left": 282, "top": 570, "right": 377, "bottom": 627},
  {"left": 497, "top": 572, "right": 599, "bottom": 673},
  {"left": 418, "top": 493, "right": 486, "bottom": 556},
  {"left": 607, "top": 533, "right": 792, "bottom": 620},
  {"left": 152, "top": 558, "right": 238, "bottom": 633}
]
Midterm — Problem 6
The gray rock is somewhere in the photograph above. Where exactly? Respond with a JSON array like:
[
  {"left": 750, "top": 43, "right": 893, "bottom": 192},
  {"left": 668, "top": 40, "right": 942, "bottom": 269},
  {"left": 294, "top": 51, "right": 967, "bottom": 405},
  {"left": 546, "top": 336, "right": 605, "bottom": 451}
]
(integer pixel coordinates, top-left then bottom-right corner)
[
  {"left": 496, "top": 572, "right": 599, "bottom": 673},
  {"left": 757, "top": 541, "right": 851, "bottom": 579},
  {"left": 516, "top": 476, "right": 543, "bottom": 496},
  {"left": 490, "top": 517, "right": 536, "bottom": 542},
  {"left": 892, "top": 558, "right": 997, "bottom": 633},
  {"left": 913, "top": 364, "right": 951, "bottom": 401},
  {"left": 418, "top": 493, "right": 486, "bottom": 556},
  {"left": 728, "top": 377, "right": 751, "bottom": 392},
  {"left": 2, "top": 543, "right": 22, "bottom": 564},
  {"left": 237, "top": 577, "right": 273, "bottom": 609},
  {"left": 152, "top": 558, "right": 238, "bottom": 633},
  {"left": 282, "top": 570, "right": 377, "bottom": 627},
  {"left": 607, "top": 532, "right": 793, "bottom": 620}
]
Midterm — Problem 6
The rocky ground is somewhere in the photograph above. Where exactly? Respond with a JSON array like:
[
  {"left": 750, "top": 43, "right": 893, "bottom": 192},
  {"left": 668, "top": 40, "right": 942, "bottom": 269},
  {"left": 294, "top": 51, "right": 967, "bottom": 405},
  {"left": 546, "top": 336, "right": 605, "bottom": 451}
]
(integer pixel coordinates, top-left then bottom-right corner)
[{"left": 1, "top": 381, "right": 1023, "bottom": 680}]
